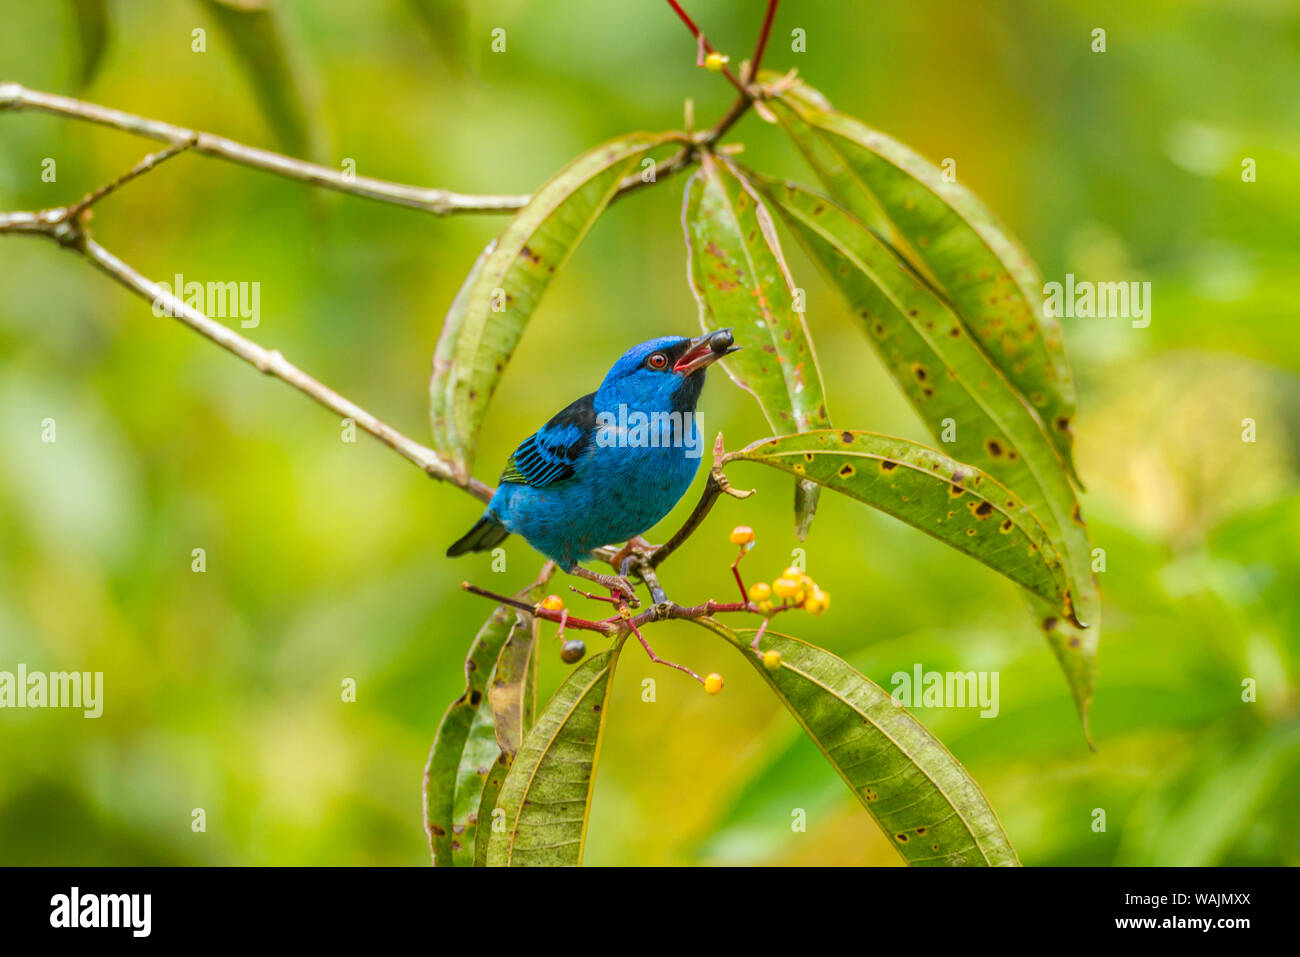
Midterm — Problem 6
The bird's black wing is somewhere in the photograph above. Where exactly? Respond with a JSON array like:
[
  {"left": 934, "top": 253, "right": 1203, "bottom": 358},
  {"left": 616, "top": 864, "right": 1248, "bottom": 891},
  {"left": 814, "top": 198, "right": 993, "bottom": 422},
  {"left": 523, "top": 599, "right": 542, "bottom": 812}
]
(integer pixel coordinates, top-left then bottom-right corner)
[{"left": 499, "top": 392, "right": 597, "bottom": 488}]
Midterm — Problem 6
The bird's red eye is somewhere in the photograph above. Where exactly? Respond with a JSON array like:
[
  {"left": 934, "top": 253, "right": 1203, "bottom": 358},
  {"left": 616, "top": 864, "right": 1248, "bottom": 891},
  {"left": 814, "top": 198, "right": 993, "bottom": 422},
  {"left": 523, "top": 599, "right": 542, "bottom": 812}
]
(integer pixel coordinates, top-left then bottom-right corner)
[{"left": 647, "top": 352, "right": 668, "bottom": 370}]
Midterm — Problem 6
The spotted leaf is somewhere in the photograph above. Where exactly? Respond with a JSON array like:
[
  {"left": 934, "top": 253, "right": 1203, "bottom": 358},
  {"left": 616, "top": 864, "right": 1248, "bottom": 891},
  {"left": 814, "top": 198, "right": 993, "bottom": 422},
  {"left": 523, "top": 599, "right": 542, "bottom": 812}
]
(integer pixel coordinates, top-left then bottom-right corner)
[
  {"left": 486, "top": 641, "right": 625, "bottom": 866},
  {"left": 725, "top": 431, "right": 1069, "bottom": 611},
  {"left": 702, "top": 622, "right": 1020, "bottom": 867},
  {"left": 684, "top": 153, "right": 831, "bottom": 538},
  {"left": 769, "top": 79, "right": 1079, "bottom": 484},
  {"left": 424, "top": 576, "right": 546, "bottom": 866},
  {"left": 430, "top": 133, "right": 679, "bottom": 480},
  {"left": 758, "top": 177, "right": 1100, "bottom": 737}
]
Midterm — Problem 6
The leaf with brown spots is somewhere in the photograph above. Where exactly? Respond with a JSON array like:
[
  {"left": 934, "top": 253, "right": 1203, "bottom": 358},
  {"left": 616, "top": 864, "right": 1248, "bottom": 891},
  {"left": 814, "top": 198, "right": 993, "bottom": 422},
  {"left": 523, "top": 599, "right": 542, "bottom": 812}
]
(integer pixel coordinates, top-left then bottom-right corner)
[
  {"left": 423, "top": 576, "right": 547, "bottom": 866},
  {"left": 757, "top": 177, "right": 1101, "bottom": 739},
  {"left": 725, "top": 431, "right": 1069, "bottom": 610},
  {"left": 487, "top": 639, "right": 626, "bottom": 866},
  {"left": 684, "top": 153, "right": 831, "bottom": 538},
  {"left": 429, "top": 132, "right": 679, "bottom": 479},
  {"left": 696, "top": 621, "right": 1019, "bottom": 867},
  {"left": 767, "top": 77, "right": 1080, "bottom": 486}
]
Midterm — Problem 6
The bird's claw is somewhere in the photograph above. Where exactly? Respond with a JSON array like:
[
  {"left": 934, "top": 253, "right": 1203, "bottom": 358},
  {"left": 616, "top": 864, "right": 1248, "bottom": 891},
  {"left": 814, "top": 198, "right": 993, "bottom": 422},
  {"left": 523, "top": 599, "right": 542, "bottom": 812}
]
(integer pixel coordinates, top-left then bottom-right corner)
[
  {"left": 608, "top": 535, "right": 657, "bottom": 572},
  {"left": 570, "top": 565, "right": 640, "bottom": 607}
]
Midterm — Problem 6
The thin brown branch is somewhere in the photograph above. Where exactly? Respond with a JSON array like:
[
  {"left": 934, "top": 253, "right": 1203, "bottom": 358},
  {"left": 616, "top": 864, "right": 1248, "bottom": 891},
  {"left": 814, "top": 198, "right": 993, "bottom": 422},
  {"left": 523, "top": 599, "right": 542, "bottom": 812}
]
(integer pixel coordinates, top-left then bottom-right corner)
[
  {"left": 747, "top": 0, "right": 780, "bottom": 84},
  {"left": 67, "top": 137, "right": 196, "bottom": 221},
  {"left": 658, "top": 0, "right": 781, "bottom": 168},
  {"left": 462, "top": 577, "right": 778, "bottom": 638},
  {"left": 662, "top": 0, "right": 748, "bottom": 95},
  {"left": 0, "top": 82, "right": 529, "bottom": 216},
  {"left": 0, "top": 144, "right": 492, "bottom": 503},
  {"left": 650, "top": 433, "right": 754, "bottom": 568}
]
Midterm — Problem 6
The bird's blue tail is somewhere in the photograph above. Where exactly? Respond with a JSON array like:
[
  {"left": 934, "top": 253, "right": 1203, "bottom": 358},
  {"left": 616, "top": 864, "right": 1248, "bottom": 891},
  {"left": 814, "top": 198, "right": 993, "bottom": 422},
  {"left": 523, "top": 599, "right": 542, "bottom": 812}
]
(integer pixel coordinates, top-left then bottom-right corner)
[{"left": 446, "top": 513, "right": 510, "bottom": 557}]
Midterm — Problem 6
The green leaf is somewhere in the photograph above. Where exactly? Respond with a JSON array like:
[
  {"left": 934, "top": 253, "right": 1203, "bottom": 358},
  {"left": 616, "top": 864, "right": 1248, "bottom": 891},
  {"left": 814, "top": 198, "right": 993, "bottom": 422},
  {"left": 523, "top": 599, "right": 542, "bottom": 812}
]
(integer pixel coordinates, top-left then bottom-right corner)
[
  {"left": 197, "top": 0, "right": 321, "bottom": 159},
  {"left": 450, "top": 701, "right": 502, "bottom": 866},
  {"left": 708, "top": 623, "right": 1019, "bottom": 866},
  {"left": 429, "top": 241, "right": 490, "bottom": 465},
  {"left": 424, "top": 574, "right": 548, "bottom": 866},
  {"left": 725, "top": 431, "right": 1069, "bottom": 611},
  {"left": 757, "top": 176, "right": 1100, "bottom": 732},
  {"left": 486, "top": 640, "right": 625, "bottom": 866},
  {"left": 68, "top": 0, "right": 109, "bottom": 88},
  {"left": 430, "top": 133, "right": 677, "bottom": 479},
  {"left": 770, "top": 81, "right": 1078, "bottom": 483},
  {"left": 473, "top": 752, "right": 510, "bottom": 867},
  {"left": 684, "top": 153, "right": 831, "bottom": 538},
  {"left": 423, "top": 602, "right": 518, "bottom": 866},
  {"left": 488, "top": 612, "right": 539, "bottom": 757}
]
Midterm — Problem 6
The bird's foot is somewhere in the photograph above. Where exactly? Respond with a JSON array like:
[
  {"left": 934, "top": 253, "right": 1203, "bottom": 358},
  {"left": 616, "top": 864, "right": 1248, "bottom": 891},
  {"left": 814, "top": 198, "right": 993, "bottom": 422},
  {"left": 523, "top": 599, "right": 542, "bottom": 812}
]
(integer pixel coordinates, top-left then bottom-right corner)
[
  {"left": 569, "top": 565, "right": 640, "bottom": 607},
  {"left": 607, "top": 535, "right": 657, "bottom": 572}
]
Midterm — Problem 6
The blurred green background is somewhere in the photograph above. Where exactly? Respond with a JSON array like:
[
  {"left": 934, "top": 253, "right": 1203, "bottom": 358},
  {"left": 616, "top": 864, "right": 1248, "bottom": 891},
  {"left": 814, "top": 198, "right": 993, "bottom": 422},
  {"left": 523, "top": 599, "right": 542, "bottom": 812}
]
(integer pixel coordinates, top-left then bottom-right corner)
[{"left": 1, "top": 0, "right": 1297, "bottom": 866}]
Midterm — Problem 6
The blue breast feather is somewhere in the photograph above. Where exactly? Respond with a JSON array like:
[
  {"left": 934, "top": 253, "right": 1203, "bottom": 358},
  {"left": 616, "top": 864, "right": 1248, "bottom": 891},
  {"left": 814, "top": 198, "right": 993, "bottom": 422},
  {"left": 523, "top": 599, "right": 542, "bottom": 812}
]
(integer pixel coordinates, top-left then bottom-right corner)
[{"left": 489, "top": 397, "right": 702, "bottom": 568}]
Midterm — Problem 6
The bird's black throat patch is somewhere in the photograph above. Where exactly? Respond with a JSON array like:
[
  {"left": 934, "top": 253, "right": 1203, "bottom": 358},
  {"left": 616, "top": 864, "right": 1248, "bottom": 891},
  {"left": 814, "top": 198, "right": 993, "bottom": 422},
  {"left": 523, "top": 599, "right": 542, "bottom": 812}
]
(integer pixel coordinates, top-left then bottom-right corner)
[{"left": 671, "top": 370, "right": 706, "bottom": 414}]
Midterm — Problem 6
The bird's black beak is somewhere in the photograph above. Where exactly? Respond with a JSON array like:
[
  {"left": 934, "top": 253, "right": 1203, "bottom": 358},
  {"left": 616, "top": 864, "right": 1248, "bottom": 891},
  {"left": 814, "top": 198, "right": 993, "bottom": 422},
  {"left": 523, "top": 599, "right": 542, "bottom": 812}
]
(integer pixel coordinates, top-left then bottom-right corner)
[{"left": 674, "top": 328, "right": 738, "bottom": 375}]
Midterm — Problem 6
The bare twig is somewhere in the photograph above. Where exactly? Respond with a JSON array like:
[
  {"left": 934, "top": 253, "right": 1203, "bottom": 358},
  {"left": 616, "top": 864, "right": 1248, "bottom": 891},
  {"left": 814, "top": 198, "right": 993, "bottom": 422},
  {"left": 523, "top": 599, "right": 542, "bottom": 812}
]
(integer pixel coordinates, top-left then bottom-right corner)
[
  {"left": 649, "top": 0, "right": 781, "bottom": 192},
  {"left": 0, "top": 82, "right": 529, "bottom": 216},
  {"left": 462, "top": 579, "right": 780, "bottom": 639},
  {"left": 662, "top": 0, "right": 748, "bottom": 95},
  {"left": 747, "top": 0, "right": 780, "bottom": 84},
  {"left": 0, "top": 143, "right": 492, "bottom": 502},
  {"left": 0, "top": 0, "right": 781, "bottom": 553}
]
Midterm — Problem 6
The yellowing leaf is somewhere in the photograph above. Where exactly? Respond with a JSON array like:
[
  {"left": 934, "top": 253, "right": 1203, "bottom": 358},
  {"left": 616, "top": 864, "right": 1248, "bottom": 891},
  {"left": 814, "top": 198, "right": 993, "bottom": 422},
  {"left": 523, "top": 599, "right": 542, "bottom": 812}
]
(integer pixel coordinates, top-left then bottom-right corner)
[
  {"left": 486, "top": 641, "right": 625, "bottom": 866},
  {"left": 684, "top": 153, "right": 831, "bottom": 537},
  {"left": 430, "top": 133, "right": 678, "bottom": 479}
]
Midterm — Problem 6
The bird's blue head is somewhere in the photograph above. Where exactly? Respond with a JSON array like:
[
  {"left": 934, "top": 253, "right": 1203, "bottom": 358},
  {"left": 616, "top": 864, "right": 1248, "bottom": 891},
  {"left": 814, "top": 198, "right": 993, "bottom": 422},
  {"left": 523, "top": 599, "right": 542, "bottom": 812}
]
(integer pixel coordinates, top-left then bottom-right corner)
[{"left": 594, "top": 329, "right": 737, "bottom": 414}]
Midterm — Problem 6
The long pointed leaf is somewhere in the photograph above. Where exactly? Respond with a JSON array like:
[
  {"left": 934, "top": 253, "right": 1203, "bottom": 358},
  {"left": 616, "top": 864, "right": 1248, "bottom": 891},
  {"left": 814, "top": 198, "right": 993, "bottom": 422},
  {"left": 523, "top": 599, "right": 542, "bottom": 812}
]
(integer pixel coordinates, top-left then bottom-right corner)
[
  {"left": 706, "top": 622, "right": 1019, "bottom": 866},
  {"left": 725, "top": 431, "right": 1068, "bottom": 610},
  {"left": 423, "top": 602, "right": 518, "bottom": 866},
  {"left": 488, "top": 613, "right": 539, "bottom": 757},
  {"left": 771, "top": 83, "right": 1078, "bottom": 482},
  {"left": 759, "top": 177, "right": 1100, "bottom": 732},
  {"left": 486, "top": 640, "right": 625, "bottom": 866},
  {"left": 684, "top": 153, "right": 831, "bottom": 537},
  {"left": 424, "top": 576, "right": 547, "bottom": 866},
  {"left": 430, "top": 133, "right": 677, "bottom": 478},
  {"left": 473, "top": 752, "right": 511, "bottom": 867},
  {"left": 449, "top": 701, "right": 501, "bottom": 866}
]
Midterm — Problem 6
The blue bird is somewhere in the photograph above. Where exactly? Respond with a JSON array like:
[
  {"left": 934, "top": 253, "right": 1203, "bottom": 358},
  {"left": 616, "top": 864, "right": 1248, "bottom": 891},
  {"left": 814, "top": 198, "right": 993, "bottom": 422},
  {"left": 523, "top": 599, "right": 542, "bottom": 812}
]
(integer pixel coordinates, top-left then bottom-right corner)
[{"left": 448, "top": 329, "right": 737, "bottom": 599}]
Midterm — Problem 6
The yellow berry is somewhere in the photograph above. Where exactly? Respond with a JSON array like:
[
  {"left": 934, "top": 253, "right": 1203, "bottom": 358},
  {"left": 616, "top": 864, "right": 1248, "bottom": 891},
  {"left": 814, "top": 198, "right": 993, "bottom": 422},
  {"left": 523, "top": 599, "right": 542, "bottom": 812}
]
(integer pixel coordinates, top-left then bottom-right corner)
[
  {"left": 757, "top": 600, "right": 774, "bottom": 614},
  {"left": 804, "top": 588, "right": 830, "bottom": 616},
  {"left": 748, "top": 581, "right": 772, "bottom": 602},
  {"left": 762, "top": 649, "right": 782, "bottom": 671},
  {"left": 729, "top": 525, "right": 755, "bottom": 546},
  {"left": 782, "top": 566, "right": 804, "bottom": 580},
  {"left": 704, "top": 672, "right": 725, "bottom": 695},
  {"left": 704, "top": 51, "right": 730, "bottom": 73},
  {"left": 539, "top": 595, "right": 564, "bottom": 612},
  {"left": 772, "top": 577, "right": 801, "bottom": 599}
]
